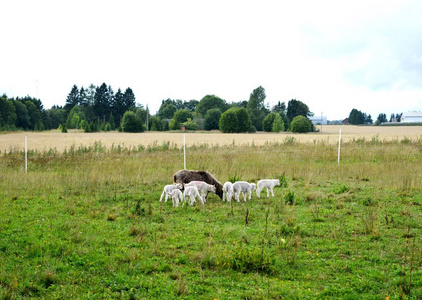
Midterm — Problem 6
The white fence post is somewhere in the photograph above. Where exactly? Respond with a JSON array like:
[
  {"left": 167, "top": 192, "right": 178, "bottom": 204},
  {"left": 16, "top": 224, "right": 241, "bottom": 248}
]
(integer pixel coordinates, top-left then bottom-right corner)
[
  {"left": 25, "top": 136, "right": 28, "bottom": 173},
  {"left": 338, "top": 128, "right": 341, "bottom": 165}
]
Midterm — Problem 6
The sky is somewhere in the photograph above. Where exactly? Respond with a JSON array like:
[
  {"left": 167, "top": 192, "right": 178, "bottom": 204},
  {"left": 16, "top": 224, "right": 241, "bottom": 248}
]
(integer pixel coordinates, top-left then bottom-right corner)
[{"left": 1, "top": 0, "right": 421, "bottom": 120}]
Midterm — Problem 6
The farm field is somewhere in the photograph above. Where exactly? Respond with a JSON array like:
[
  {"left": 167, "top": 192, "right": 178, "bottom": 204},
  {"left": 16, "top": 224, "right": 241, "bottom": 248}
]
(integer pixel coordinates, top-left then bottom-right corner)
[
  {"left": 1, "top": 125, "right": 422, "bottom": 154},
  {"left": 1, "top": 128, "right": 422, "bottom": 299}
]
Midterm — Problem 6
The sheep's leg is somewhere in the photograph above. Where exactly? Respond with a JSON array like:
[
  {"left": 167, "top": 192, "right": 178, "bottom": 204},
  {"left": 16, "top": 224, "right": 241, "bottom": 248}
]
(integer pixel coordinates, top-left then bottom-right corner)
[
  {"left": 256, "top": 187, "right": 261, "bottom": 198},
  {"left": 159, "top": 190, "right": 165, "bottom": 202},
  {"left": 222, "top": 191, "right": 226, "bottom": 201},
  {"left": 271, "top": 187, "right": 275, "bottom": 197},
  {"left": 235, "top": 191, "right": 240, "bottom": 202},
  {"left": 198, "top": 195, "right": 204, "bottom": 205},
  {"left": 266, "top": 187, "right": 270, "bottom": 197},
  {"left": 243, "top": 192, "right": 247, "bottom": 202}
]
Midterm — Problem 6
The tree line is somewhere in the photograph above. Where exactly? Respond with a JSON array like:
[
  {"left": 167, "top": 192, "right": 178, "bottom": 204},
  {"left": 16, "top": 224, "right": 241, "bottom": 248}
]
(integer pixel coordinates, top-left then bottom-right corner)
[
  {"left": 347, "top": 109, "right": 403, "bottom": 125},
  {"left": 1, "top": 84, "right": 316, "bottom": 133}
]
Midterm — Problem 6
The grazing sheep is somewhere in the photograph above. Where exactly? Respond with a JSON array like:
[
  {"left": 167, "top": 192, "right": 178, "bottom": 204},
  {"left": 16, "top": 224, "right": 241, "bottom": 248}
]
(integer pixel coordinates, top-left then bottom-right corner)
[
  {"left": 222, "top": 181, "right": 234, "bottom": 202},
  {"left": 170, "top": 189, "right": 183, "bottom": 207},
  {"left": 183, "top": 186, "right": 204, "bottom": 206},
  {"left": 256, "top": 179, "right": 280, "bottom": 198},
  {"left": 184, "top": 181, "right": 216, "bottom": 202},
  {"left": 173, "top": 170, "right": 223, "bottom": 199},
  {"left": 159, "top": 183, "right": 183, "bottom": 202},
  {"left": 233, "top": 181, "right": 256, "bottom": 202}
]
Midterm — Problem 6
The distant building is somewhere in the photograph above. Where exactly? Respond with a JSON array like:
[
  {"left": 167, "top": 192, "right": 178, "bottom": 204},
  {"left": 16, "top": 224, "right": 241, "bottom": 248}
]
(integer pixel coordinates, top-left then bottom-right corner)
[
  {"left": 309, "top": 116, "right": 327, "bottom": 125},
  {"left": 401, "top": 112, "right": 422, "bottom": 123}
]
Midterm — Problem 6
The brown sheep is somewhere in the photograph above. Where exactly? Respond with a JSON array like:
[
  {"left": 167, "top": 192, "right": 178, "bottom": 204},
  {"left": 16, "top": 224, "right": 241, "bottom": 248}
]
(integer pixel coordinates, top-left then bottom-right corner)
[{"left": 173, "top": 170, "right": 223, "bottom": 200}]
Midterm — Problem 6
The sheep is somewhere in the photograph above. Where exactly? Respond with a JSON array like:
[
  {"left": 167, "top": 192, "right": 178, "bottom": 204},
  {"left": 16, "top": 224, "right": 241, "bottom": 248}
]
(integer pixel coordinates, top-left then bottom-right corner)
[
  {"left": 256, "top": 179, "right": 280, "bottom": 198},
  {"left": 170, "top": 189, "right": 183, "bottom": 207},
  {"left": 183, "top": 185, "right": 204, "bottom": 206},
  {"left": 232, "top": 181, "right": 256, "bottom": 202},
  {"left": 159, "top": 183, "right": 183, "bottom": 202},
  {"left": 173, "top": 170, "right": 223, "bottom": 199},
  {"left": 222, "top": 181, "right": 234, "bottom": 202},
  {"left": 184, "top": 181, "right": 216, "bottom": 202}
]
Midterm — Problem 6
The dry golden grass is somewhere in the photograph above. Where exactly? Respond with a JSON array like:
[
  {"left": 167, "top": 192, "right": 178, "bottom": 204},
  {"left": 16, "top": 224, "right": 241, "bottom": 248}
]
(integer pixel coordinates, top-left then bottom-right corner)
[{"left": 1, "top": 125, "right": 421, "bottom": 153}]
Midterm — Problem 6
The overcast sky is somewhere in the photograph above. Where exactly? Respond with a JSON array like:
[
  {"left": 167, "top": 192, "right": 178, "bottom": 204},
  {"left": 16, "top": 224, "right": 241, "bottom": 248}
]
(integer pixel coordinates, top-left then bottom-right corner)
[{"left": 2, "top": 0, "right": 421, "bottom": 120}]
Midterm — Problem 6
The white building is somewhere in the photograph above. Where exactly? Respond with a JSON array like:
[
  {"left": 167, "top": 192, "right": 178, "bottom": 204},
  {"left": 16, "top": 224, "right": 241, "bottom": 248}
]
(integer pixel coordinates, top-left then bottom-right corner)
[
  {"left": 401, "top": 112, "right": 422, "bottom": 123},
  {"left": 309, "top": 116, "right": 327, "bottom": 125}
]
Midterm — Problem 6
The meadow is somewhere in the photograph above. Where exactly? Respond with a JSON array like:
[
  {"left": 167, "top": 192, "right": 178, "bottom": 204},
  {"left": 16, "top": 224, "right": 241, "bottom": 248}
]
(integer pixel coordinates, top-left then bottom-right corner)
[{"left": 0, "top": 126, "right": 422, "bottom": 299}]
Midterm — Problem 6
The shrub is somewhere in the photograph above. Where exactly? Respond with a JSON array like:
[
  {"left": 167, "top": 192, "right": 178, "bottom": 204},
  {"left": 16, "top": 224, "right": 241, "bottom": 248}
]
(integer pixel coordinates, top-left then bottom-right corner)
[
  {"left": 290, "top": 115, "right": 311, "bottom": 133},
  {"left": 122, "top": 111, "right": 144, "bottom": 132}
]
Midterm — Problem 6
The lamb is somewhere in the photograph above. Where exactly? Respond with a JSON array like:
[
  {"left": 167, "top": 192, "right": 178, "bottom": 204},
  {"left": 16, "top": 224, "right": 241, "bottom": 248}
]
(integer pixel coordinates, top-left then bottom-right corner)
[
  {"left": 184, "top": 181, "right": 216, "bottom": 202},
  {"left": 159, "top": 183, "right": 183, "bottom": 202},
  {"left": 183, "top": 185, "right": 204, "bottom": 206},
  {"left": 256, "top": 179, "right": 280, "bottom": 198},
  {"left": 173, "top": 170, "right": 223, "bottom": 199},
  {"left": 170, "top": 189, "right": 183, "bottom": 207},
  {"left": 222, "top": 181, "right": 234, "bottom": 202},
  {"left": 232, "top": 181, "right": 256, "bottom": 202}
]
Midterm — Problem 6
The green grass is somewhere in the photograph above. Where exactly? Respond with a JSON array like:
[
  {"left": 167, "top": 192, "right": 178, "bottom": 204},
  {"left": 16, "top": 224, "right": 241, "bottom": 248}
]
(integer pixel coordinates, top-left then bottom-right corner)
[{"left": 0, "top": 139, "right": 421, "bottom": 299}]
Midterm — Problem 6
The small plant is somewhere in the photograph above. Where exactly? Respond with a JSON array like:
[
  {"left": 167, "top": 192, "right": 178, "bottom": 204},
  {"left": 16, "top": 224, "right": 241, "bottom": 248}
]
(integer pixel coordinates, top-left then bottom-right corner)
[
  {"left": 228, "top": 172, "right": 241, "bottom": 183},
  {"left": 284, "top": 191, "right": 295, "bottom": 205}
]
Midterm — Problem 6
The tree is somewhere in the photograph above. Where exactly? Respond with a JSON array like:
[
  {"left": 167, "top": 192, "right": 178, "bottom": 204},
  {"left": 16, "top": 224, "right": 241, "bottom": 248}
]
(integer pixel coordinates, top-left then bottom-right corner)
[
  {"left": 94, "top": 83, "right": 112, "bottom": 122},
  {"left": 149, "top": 116, "right": 163, "bottom": 131},
  {"left": 195, "top": 95, "right": 227, "bottom": 117},
  {"left": 112, "top": 88, "right": 125, "bottom": 127},
  {"left": 290, "top": 115, "right": 311, "bottom": 133},
  {"left": 377, "top": 113, "right": 388, "bottom": 123},
  {"left": 123, "top": 88, "right": 136, "bottom": 111},
  {"left": 168, "top": 118, "right": 181, "bottom": 130},
  {"left": 121, "top": 111, "right": 144, "bottom": 132},
  {"left": 262, "top": 113, "right": 277, "bottom": 132},
  {"left": 219, "top": 108, "right": 239, "bottom": 133},
  {"left": 183, "top": 100, "right": 199, "bottom": 112},
  {"left": 173, "top": 109, "right": 193, "bottom": 123},
  {"left": 25, "top": 100, "right": 43, "bottom": 130},
  {"left": 247, "top": 86, "right": 268, "bottom": 131},
  {"left": 64, "top": 85, "right": 80, "bottom": 113},
  {"left": 0, "top": 96, "right": 17, "bottom": 128},
  {"left": 219, "top": 107, "right": 252, "bottom": 133},
  {"left": 183, "top": 118, "right": 197, "bottom": 130},
  {"left": 286, "top": 99, "right": 312, "bottom": 121},
  {"left": 348, "top": 109, "right": 366, "bottom": 125},
  {"left": 46, "top": 107, "right": 66, "bottom": 129},
  {"left": 157, "top": 99, "right": 177, "bottom": 119},
  {"left": 272, "top": 114, "right": 285, "bottom": 132},
  {"left": 66, "top": 105, "right": 85, "bottom": 129},
  {"left": 13, "top": 100, "right": 30, "bottom": 129},
  {"left": 366, "top": 114, "right": 373, "bottom": 124},
  {"left": 204, "top": 109, "right": 222, "bottom": 130},
  {"left": 236, "top": 107, "right": 252, "bottom": 133},
  {"left": 271, "top": 101, "right": 286, "bottom": 113},
  {"left": 280, "top": 111, "right": 290, "bottom": 131}
]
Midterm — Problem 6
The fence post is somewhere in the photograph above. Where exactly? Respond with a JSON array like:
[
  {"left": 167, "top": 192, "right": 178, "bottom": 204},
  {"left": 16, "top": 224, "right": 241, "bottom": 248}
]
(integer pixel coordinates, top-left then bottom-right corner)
[{"left": 338, "top": 128, "right": 341, "bottom": 165}]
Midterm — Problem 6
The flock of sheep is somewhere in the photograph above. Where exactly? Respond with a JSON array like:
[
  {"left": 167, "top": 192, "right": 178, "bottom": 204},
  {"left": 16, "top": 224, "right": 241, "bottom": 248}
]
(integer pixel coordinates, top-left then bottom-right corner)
[{"left": 159, "top": 170, "right": 281, "bottom": 207}]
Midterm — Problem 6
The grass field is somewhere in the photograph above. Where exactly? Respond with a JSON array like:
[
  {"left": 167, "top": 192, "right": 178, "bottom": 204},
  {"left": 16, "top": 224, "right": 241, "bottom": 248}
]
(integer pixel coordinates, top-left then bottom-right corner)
[
  {"left": 1, "top": 128, "right": 421, "bottom": 299},
  {"left": 1, "top": 125, "right": 422, "bottom": 154}
]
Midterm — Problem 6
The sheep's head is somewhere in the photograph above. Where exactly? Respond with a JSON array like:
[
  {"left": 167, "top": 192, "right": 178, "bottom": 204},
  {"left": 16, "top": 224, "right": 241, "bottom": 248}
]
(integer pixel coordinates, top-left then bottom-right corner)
[
  {"left": 208, "top": 185, "right": 216, "bottom": 194},
  {"left": 274, "top": 179, "right": 280, "bottom": 186},
  {"left": 175, "top": 183, "right": 183, "bottom": 189},
  {"left": 251, "top": 183, "right": 256, "bottom": 191}
]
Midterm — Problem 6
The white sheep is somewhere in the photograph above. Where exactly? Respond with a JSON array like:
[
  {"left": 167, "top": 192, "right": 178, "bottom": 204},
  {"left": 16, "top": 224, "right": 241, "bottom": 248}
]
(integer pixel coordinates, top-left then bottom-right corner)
[
  {"left": 233, "top": 181, "right": 256, "bottom": 202},
  {"left": 256, "top": 179, "right": 280, "bottom": 198},
  {"left": 183, "top": 185, "right": 204, "bottom": 206},
  {"left": 184, "top": 181, "right": 216, "bottom": 202},
  {"left": 170, "top": 189, "right": 183, "bottom": 207},
  {"left": 159, "top": 183, "right": 183, "bottom": 202},
  {"left": 222, "top": 181, "right": 234, "bottom": 202}
]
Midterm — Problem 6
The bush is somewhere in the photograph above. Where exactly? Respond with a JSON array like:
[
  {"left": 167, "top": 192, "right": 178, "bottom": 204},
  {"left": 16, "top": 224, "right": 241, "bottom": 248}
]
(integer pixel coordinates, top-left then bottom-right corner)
[
  {"left": 122, "top": 111, "right": 144, "bottom": 132},
  {"left": 290, "top": 115, "right": 311, "bottom": 133},
  {"left": 183, "top": 118, "right": 197, "bottom": 130},
  {"left": 204, "top": 109, "right": 221, "bottom": 130},
  {"left": 219, "top": 107, "right": 252, "bottom": 133}
]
